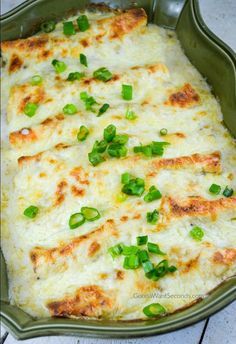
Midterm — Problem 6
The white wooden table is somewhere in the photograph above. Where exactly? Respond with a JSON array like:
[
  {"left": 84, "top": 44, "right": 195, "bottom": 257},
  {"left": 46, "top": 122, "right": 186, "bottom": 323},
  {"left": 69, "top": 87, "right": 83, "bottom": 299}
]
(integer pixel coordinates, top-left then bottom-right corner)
[{"left": 1, "top": 0, "right": 236, "bottom": 343}]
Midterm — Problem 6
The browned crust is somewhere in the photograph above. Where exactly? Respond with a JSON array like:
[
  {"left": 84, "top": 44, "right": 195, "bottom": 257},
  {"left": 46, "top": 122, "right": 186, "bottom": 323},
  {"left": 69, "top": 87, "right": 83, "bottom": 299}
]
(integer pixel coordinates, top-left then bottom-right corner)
[
  {"left": 8, "top": 53, "right": 23, "bottom": 73},
  {"left": 88, "top": 241, "right": 101, "bottom": 257},
  {"left": 53, "top": 180, "right": 68, "bottom": 206},
  {"left": 9, "top": 128, "right": 38, "bottom": 145},
  {"left": 71, "top": 185, "right": 85, "bottom": 197},
  {"left": 30, "top": 219, "right": 117, "bottom": 271},
  {"left": 47, "top": 285, "right": 113, "bottom": 318},
  {"left": 213, "top": 248, "right": 236, "bottom": 265},
  {"left": 179, "top": 256, "right": 200, "bottom": 274},
  {"left": 1, "top": 35, "right": 48, "bottom": 51},
  {"left": 70, "top": 167, "right": 89, "bottom": 185},
  {"left": 18, "top": 152, "right": 42, "bottom": 166},
  {"left": 116, "top": 270, "right": 125, "bottom": 280},
  {"left": 151, "top": 152, "right": 221, "bottom": 174},
  {"left": 165, "top": 84, "right": 200, "bottom": 107},
  {"left": 162, "top": 196, "right": 236, "bottom": 220}
]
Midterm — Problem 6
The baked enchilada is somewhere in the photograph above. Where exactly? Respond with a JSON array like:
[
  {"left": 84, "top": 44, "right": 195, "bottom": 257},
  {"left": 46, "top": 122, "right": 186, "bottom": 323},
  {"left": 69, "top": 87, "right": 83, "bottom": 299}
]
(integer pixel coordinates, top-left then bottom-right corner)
[{"left": 1, "top": 7, "right": 236, "bottom": 320}]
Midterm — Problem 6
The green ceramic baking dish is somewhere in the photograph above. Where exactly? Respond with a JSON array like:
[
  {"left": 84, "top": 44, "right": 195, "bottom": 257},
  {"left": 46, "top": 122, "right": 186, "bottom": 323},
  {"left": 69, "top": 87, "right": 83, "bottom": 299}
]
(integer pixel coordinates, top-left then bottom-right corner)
[{"left": 0, "top": 0, "right": 236, "bottom": 339}]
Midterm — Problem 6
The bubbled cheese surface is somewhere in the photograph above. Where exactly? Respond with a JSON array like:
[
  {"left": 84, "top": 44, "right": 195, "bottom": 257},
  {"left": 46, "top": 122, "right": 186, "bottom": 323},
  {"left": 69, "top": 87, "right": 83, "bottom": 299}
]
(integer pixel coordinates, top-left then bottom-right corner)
[{"left": 1, "top": 8, "right": 236, "bottom": 320}]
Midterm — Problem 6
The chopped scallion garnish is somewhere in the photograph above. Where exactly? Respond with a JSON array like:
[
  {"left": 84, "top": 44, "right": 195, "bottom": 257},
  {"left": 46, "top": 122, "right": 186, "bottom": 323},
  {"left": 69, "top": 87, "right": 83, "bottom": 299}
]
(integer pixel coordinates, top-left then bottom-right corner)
[
  {"left": 107, "top": 143, "right": 127, "bottom": 158},
  {"left": 23, "top": 205, "right": 39, "bottom": 218},
  {"left": 144, "top": 186, "right": 162, "bottom": 202},
  {"left": 52, "top": 59, "right": 67, "bottom": 73},
  {"left": 147, "top": 242, "right": 165, "bottom": 255},
  {"left": 209, "top": 183, "right": 221, "bottom": 195},
  {"left": 143, "top": 303, "right": 166, "bottom": 317},
  {"left": 63, "top": 103, "right": 78, "bottom": 115},
  {"left": 80, "top": 53, "right": 88, "bottom": 67},
  {"left": 67, "top": 71, "right": 85, "bottom": 81},
  {"left": 136, "top": 235, "right": 148, "bottom": 246},
  {"left": 122, "top": 84, "right": 133, "bottom": 100},
  {"left": 160, "top": 128, "right": 168, "bottom": 136},
  {"left": 189, "top": 226, "right": 204, "bottom": 241},
  {"left": 134, "top": 141, "right": 169, "bottom": 157},
  {"left": 31, "top": 75, "right": 42, "bottom": 85},
  {"left": 125, "top": 109, "right": 137, "bottom": 120},
  {"left": 108, "top": 243, "right": 124, "bottom": 258},
  {"left": 121, "top": 172, "right": 131, "bottom": 185},
  {"left": 103, "top": 124, "right": 116, "bottom": 142},
  {"left": 23, "top": 102, "right": 39, "bottom": 117},
  {"left": 63, "top": 21, "right": 76, "bottom": 35},
  {"left": 80, "top": 91, "right": 97, "bottom": 111},
  {"left": 97, "top": 103, "right": 110, "bottom": 117},
  {"left": 138, "top": 250, "right": 149, "bottom": 262},
  {"left": 123, "top": 254, "right": 140, "bottom": 269},
  {"left": 222, "top": 186, "right": 234, "bottom": 197},
  {"left": 77, "top": 15, "right": 90, "bottom": 32},
  {"left": 93, "top": 67, "right": 113, "bottom": 82},
  {"left": 81, "top": 207, "right": 101, "bottom": 221},
  {"left": 146, "top": 209, "right": 159, "bottom": 224},
  {"left": 77, "top": 125, "right": 89, "bottom": 141},
  {"left": 41, "top": 20, "right": 56, "bottom": 33},
  {"left": 142, "top": 260, "right": 154, "bottom": 273},
  {"left": 88, "top": 151, "right": 105, "bottom": 166},
  {"left": 121, "top": 245, "right": 139, "bottom": 256},
  {"left": 69, "top": 213, "right": 85, "bottom": 229},
  {"left": 122, "top": 177, "right": 145, "bottom": 197}
]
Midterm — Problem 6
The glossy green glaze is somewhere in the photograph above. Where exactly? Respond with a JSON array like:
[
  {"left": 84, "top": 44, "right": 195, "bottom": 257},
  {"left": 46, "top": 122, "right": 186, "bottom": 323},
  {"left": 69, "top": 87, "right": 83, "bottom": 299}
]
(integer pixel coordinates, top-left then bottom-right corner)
[{"left": 0, "top": 0, "right": 236, "bottom": 339}]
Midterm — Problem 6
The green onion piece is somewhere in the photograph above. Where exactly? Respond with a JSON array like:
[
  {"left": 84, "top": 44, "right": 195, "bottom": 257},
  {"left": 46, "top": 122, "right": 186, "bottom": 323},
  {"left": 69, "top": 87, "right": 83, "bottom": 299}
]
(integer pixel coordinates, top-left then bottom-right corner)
[
  {"left": 80, "top": 91, "right": 97, "bottom": 111},
  {"left": 23, "top": 102, "right": 39, "bottom": 117},
  {"left": 121, "top": 172, "right": 131, "bottom": 185},
  {"left": 103, "top": 124, "right": 116, "bottom": 142},
  {"left": 107, "top": 143, "right": 127, "bottom": 158},
  {"left": 63, "top": 21, "right": 76, "bottom": 35},
  {"left": 122, "top": 177, "right": 145, "bottom": 197},
  {"left": 136, "top": 235, "right": 148, "bottom": 246},
  {"left": 190, "top": 226, "right": 204, "bottom": 241},
  {"left": 160, "top": 128, "right": 168, "bottom": 136},
  {"left": 123, "top": 254, "right": 140, "bottom": 269},
  {"left": 40, "top": 20, "right": 56, "bottom": 33},
  {"left": 108, "top": 243, "right": 124, "bottom": 259},
  {"left": 97, "top": 103, "right": 110, "bottom": 117},
  {"left": 142, "top": 260, "right": 154, "bottom": 273},
  {"left": 52, "top": 59, "right": 67, "bottom": 73},
  {"left": 92, "top": 140, "right": 108, "bottom": 153},
  {"left": 31, "top": 75, "right": 43, "bottom": 85},
  {"left": 144, "top": 186, "right": 162, "bottom": 202},
  {"left": 77, "top": 125, "right": 89, "bottom": 141},
  {"left": 143, "top": 303, "right": 166, "bottom": 317},
  {"left": 223, "top": 186, "right": 234, "bottom": 197},
  {"left": 67, "top": 71, "right": 85, "bottom": 81},
  {"left": 168, "top": 265, "right": 177, "bottom": 273},
  {"left": 151, "top": 141, "right": 170, "bottom": 156},
  {"left": 93, "top": 67, "right": 113, "bottom": 82},
  {"left": 122, "top": 245, "right": 139, "bottom": 256},
  {"left": 81, "top": 207, "right": 101, "bottom": 221},
  {"left": 125, "top": 109, "right": 137, "bottom": 120},
  {"left": 133, "top": 144, "right": 152, "bottom": 157},
  {"left": 113, "top": 134, "right": 129, "bottom": 145},
  {"left": 69, "top": 212, "right": 85, "bottom": 229},
  {"left": 209, "top": 183, "right": 221, "bottom": 195},
  {"left": 23, "top": 205, "right": 39, "bottom": 219},
  {"left": 122, "top": 84, "right": 133, "bottom": 101},
  {"left": 146, "top": 209, "right": 159, "bottom": 225},
  {"left": 80, "top": 53, "right": 88, "bottom": 67},
  {"left": 155, "top": 260, "right": 169, "bottom": 277},
  {"left": 77, "top": 15, "right": 90, "bottom": 32},
  {"left": 138, "top": 250, "right": 149, "bottom": 262},
  {"left": 88, "top": 151, "right": 105, "bottom": 166},
  {"left": 63, "top": 103, "right": 78, "bottom": 115},
  {"left": 147, "top": 242, "right": 166, "bottom": 255}
]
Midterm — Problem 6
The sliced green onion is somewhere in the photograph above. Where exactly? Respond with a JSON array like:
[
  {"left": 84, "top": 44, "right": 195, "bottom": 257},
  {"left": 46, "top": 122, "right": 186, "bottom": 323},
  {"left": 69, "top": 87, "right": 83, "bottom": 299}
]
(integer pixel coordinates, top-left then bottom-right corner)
[
  {"left": 67, "top": 71, "right": 85, "bottom": 81},
  {"left": 77, "top": 15, "right": 90, "bottom": 32},
  {"left": 80, "top": 91, "right": 97, "bottom": 111},
  {"left": 107, "top": 143, "right": 127, "bottom": 158},
  {"left": 80, "top": 53, "right": 88, "bottom": 67},
  {"left": 142, "top": 260, "right": 154, "bottom": 273},
  {"left": 31, "top": 75, "right": 43, "bottom": 85},
  {"left": 77, "top": 125, "right": 89, "bottom": 141},
  {"left": 189, "top": 226, "right": 204, "bottom": 241},
  {"left": 113, "top": 134, "right": 129, "bottom": 145},
  {"left": 93, "top": 67, "right": 113, "bottom": 82},
  {"left": 147, "top": 242, "right": 166, "bottom": 255},
  {"left": 81, "top": 207, "right": 101, "bottom": 221},
  {"left": 52, "top": 59, "right": 67, "bottom": 73},
  {"left": 122, "top": 245, "right": 139, "bottom": 256},
  {"left": 92, "top": 140, "right": 108, "bottom": 153},
  {"left": 97, "top": 103, "right": 110, "bottom": 117},
  {"left": 103, "top": 124, "right": 116, "bottom": 142},
  {"left": 138, "top": 250, "right": 149, "bottom": 262},
  {"left": 144, "top": 186, "right": 162, "bottom": 202},
  {"left": 134, "top": 141, "right": 170, "bottom": 157},
  {"left": 136, "top": 235, "right": 148, "bottom": 246},
  {"left": 209, "top": 183, "right": 221, "bottom": 195},
  {"left": 63, "top": 21, "right": 76, "bottom": 35},
  {"left": 63, "top": 103, "right": 78, "bottom": 115},
  {"left": 223, "top": 186, "right": 234, "bottom": 197},
  {"left": 143, "top": 303, "right": 166, "bottom": 317},
  {"left": 123, "top": 254, "right": 140, "bottom": 269},
  {"left": 160, "top": 128, "right": 168, "bottom": 136},
  {"left": 69, "top": 212, "right": 85, "bottom": 229},
  {"left": 145, "top": 260, "right": 177, "bottom": 281},
  {"left": 88, "top": 151, "right": 105, "bottom": 166},
  {"left": 121, "top": 172, "right": 131, "bottom": 185},
  {"left": 23, "top": 102, "right": 39, "bottom": 117},
  {"left": 168, "top": 265, "right": 178, "bottom": 272},
  {"left": 108, "top": 243, "right": 124, "bottom": 258},
  {"left": 23, "top": 205, "right": 39, "bottom": 219},
  {"left": 125, "top": 109, "right": 137, "bottom": 120},
  {"left": 122, "top": 84, "right": 133, "bottom": 101},
  {"left": 41, "top": 20, "right": 56, "bottom": 33},
  {"left": 122, "top": 177, "right": 145, "bottom": 197},
  {"left": 146, "top": 209, "right": 159, "bottom": 225}
]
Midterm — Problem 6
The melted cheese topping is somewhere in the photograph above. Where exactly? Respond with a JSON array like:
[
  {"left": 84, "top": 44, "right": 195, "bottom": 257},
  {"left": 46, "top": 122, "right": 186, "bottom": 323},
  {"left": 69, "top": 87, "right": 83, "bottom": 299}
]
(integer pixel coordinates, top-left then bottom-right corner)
[{"left": 1, "top": 8, "right": 236, "bottom": 321}]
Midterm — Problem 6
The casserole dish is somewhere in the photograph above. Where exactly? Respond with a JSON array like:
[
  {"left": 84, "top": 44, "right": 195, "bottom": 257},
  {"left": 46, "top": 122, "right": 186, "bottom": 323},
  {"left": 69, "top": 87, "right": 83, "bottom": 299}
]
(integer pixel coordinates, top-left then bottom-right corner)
[{"left": 0, "top": 0, "right": 236, "bottom": 339}]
